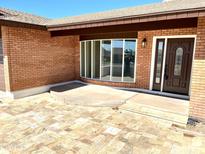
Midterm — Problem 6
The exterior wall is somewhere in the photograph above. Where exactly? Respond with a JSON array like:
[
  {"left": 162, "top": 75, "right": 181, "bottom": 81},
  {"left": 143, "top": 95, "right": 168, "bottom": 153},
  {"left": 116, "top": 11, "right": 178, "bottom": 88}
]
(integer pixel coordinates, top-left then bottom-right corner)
[
  {"left": 74, "top": 41, "right": 80, "bottom": 80},
  {"left": 137, "top": 28, "right": 197, "bottom": 89},
  {"left": 0, "top": 29, "right": 5, "bottom": 91},
  {"left": 1, "top": 26, "right": 80, "bottom": 91},
  {"left": 0, "top": 23, "right": 201, "bottom": 113},
  {"left": 189, "top": 17, "right": 205, "bottom": 121},
  {"left": 81, "top": 27, "right": 197, "bottom": 89},
  {"left": 81, "top": 78, "right": 137, "bottom": 88},
  {"left": 0, "top": 64, "right": 5, "bottom": 90}
]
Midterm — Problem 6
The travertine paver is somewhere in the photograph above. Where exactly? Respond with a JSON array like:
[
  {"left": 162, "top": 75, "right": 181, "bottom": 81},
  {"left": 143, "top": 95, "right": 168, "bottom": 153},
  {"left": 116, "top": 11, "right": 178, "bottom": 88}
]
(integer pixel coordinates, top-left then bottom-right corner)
[{"left": 0, "top": 93, "right": 205, "bottom": 154}]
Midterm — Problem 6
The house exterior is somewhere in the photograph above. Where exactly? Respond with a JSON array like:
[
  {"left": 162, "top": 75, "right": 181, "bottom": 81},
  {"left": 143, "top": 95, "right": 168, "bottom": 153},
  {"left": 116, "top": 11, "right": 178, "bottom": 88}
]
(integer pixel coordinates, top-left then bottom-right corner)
[{"left": 0, "top": 0, "right": 205, "bottom": 121}]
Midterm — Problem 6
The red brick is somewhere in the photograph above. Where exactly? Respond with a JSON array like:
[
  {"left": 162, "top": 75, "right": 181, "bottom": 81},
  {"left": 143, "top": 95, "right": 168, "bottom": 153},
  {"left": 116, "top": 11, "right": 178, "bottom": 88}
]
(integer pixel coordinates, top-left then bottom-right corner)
[
  {"left": 1, "top": 26, "right": 80, "bottom": 91},
  {"left": 190, "top": 17, "right": 205, "bottom": 121}
]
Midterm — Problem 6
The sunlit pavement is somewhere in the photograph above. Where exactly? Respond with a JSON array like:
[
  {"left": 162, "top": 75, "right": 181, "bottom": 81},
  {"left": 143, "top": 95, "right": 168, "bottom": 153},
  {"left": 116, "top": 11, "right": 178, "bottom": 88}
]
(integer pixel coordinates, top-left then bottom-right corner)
[{"left": 0, "top": 93, "right": 205, "bottom": 154}]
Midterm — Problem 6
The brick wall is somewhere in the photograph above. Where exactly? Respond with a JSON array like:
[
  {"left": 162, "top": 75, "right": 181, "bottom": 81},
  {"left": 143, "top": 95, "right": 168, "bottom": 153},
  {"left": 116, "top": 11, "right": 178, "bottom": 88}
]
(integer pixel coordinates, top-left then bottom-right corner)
[
  {"left": 1, "top": 26, "right": 79, "bottom": 91},
  {"left": 137, "top": 28, "right": 197, "bottom": 89},
  {"left": 81, "top": 78, "right": 137, "bottom": 88},
  {"left": 0, "top": 64, "right": 5, "bottom": 90},
  {"left": 0, "top": 25, "right": 199, "bottom": 95},
  {"left": 81, "top": 27, "right": 197, "bottom": 89},
  {"left": 74, "top": 41, "right": 80, "bottom": 80},
  {"left": 189, "top": 17, "right": 205, "bottom": 121},
  {"left": 0, "top": 30, "right": 5, "bottom": 91}
]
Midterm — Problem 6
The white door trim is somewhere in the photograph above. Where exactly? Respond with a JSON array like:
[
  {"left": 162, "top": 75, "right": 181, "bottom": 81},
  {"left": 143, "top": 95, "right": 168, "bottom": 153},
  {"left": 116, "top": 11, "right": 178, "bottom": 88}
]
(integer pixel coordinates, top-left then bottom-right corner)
[{"left": 150, "top": 35, "right": 197, "bottom": 96}]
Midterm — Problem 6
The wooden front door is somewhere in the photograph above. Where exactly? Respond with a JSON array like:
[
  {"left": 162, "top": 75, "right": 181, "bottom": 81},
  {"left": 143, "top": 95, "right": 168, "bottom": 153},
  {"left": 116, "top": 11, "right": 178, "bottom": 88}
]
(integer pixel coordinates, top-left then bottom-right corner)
[{"left": 163, "top": 38, "right": 194, "bottom": 95}]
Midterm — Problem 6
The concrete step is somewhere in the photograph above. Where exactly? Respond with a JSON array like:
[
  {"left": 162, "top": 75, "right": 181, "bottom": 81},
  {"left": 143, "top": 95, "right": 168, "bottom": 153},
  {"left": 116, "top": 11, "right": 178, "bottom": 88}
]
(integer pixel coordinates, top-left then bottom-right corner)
[
  {"left": 50, "top": 81, "right": 189, "bottom": 126},
  {"left": 119, "top": 95, "right": 189, "bottom": 127},
  {"left": 50, "top": 90, "right": 126, "bottom": 107},
  {"left": 50, "top": 83, "right": 136, "bottom": 107}
]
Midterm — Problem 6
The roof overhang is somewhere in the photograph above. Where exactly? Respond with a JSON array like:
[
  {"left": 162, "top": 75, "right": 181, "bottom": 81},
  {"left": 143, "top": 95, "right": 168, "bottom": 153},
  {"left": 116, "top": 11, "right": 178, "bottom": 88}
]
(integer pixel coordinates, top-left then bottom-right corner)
[
  {"left": 50, "top": 18, "right": 197, "bottom": 37},
  {"left": 0, "top": 19, "right": 47, "bottom": 30},
  {"left": 47, "top": 8, "right": 205, "bottom": 31}
]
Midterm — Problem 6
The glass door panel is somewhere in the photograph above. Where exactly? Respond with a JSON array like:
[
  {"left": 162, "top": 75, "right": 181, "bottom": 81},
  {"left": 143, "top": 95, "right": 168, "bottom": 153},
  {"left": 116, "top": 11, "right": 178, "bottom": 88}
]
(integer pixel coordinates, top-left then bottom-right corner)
[
  {"left": 93, "top": 41, "right": 100, "bottom": 79},
  {"left": 153, "top": 39, "right": 165, "bottom": 91},
  {"left": 86, "top": 41, "right": 91, "bottom": 78},
  {"left": 123, "top": 40, "right": 136, "bottom": 82},
  {"left": 101, "top": 40, "right": 111, "bottom": 80},
  {"left": 112, "top": 40, "right": 123, "bottom": 82},
  {"left": 80, "top": 42, "right": 85, "bottom": 77},
  {"left": 174, "top": 47, "right": 183, "bottom": 76}
]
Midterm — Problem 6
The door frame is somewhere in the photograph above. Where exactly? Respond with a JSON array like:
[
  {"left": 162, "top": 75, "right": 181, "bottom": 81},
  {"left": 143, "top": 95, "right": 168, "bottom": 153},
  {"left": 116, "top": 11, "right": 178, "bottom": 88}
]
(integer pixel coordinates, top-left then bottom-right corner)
[{"left": 150, "top": 35, "right": 197, "bottom": 96}]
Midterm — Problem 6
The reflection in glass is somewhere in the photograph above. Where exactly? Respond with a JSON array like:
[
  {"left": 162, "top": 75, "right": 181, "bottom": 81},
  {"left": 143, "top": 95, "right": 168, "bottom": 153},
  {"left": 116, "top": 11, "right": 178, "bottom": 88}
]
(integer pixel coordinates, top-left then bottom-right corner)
[
  {"left": 86, "top": 41, "right": 91, "bottom": 78},
  {"left": 155, "top": 41, "right": 164, "bottom": 84},
  {"left": 123, "top": 40, "right": 136, "bottom": 82},
  {"left": 101, "top": 40, "right": 111, "bottom": 80},
  {"left": 80, "top": 42, "right": 85, "bottom": 77},
  {"left": 93, "top": 41, "right": 100, "bottom": 79},
  {"left": 112, "top": 40, "right": 123, "bottom": 82},
  {"left": 174, "top": 47, "right": 183, "bottom": 76}
]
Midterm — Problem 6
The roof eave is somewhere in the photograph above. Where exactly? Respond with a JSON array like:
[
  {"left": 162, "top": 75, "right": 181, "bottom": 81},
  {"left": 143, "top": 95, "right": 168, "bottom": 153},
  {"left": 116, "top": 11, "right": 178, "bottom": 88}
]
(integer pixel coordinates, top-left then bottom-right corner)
[
  {"left": 0, "top": 19, "right": 47, "bottom": 30},
  {"left": 47, "top": 7, "right": 205, "bottom": 30}
]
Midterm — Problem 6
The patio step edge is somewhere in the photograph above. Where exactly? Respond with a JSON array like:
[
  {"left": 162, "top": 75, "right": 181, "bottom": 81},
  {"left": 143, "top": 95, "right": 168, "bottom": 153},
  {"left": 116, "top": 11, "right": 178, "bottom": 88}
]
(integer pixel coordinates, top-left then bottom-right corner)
[
  {"left": 120, "top": 102, "right": 188, "bottom": 125},
  {"left": 125, "top": 99, "right": 189, "bottom": 116},
  {"left": 120, "top": 108, "right": 188, "bottom": 127}
]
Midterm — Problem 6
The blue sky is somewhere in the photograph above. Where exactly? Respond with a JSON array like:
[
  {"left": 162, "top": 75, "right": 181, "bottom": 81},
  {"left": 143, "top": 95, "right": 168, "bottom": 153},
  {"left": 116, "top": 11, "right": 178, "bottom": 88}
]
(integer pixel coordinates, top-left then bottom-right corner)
[{"left": 1, "top": 0, "right": 161, "bottom": 19}]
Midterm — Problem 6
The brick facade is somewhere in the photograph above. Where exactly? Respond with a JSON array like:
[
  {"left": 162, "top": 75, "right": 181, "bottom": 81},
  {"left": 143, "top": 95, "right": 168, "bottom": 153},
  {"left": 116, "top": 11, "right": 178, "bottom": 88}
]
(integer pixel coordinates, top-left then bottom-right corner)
[
  {"left": 1, "top": 25, "right": 197, "bottom": 92},
  {"left": 1, "top": 18, "right": 205, "bottom": 121},
  {"left": 137, "top": 28, "right": 197, "bottom": 89},
  {"left": 1, "top": 26, "right": 79, "bottom": 91},
  {"left": 0, "top": 64, "right": 5, "bottom": 90},
  {"left": 81, "top": 78, "right": 138, "bottom": 88},
  {"left": 189, "top": 17, "right": 205, "bottom": 120},
  {"left": 0, "top": 31, "right": 5, "bottom": 91}
]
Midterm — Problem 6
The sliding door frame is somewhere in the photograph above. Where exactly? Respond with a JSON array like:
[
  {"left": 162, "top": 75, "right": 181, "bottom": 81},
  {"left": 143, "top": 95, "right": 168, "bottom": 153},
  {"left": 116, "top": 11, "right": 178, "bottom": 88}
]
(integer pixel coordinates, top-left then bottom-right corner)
[{"left": 80, "top": 38, "right": 138, "bottom": 83}]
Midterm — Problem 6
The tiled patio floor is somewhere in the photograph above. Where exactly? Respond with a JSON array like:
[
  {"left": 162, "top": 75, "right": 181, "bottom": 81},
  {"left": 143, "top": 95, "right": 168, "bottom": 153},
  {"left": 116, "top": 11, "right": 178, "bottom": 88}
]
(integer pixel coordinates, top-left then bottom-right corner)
[{"left": 0, "top": 93, "right": 205, "bottom": 154}]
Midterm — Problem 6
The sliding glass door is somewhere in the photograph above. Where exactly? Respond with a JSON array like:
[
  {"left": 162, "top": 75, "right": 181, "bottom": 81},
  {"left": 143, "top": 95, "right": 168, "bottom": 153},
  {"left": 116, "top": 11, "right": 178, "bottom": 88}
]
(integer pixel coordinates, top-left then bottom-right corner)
[
  {"left": 93, "top": 41, "right": 100, "bottom": 79},
  {"left": 101, "top": 40, "right": 111, "bottom": 80},
  {"left": 112, "top": 40, "right": 123, "bottom": 82},
  {"left": 124, "top": 40, "right": 136, "bottom": 82},
  {"left": 85, "top": 41, "right": 91, "bottom": 78},
  {"left": 80, "top": 39, "right": 137, "bottom": 83}
]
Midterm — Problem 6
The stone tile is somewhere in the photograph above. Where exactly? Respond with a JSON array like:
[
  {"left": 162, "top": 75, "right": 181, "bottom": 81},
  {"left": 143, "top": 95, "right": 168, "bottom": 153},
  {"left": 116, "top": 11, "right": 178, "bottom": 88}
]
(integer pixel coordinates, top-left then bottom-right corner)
[
  {"left": 104, "top": 126, "right": 121, "bottom": 135},
  {"left": 0, "top": 92, "right": 204, "bottom": 153},
  {"left": 31, "top": 146, "right": 56, "bottom": 154},
  {"left": 0, "top": 146, "right": 10, "bottom": 154}
]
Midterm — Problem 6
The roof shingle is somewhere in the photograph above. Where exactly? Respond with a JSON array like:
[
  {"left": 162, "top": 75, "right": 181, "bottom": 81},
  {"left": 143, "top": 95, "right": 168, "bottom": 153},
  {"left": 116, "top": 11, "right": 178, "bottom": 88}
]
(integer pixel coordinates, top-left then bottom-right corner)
[
  {"left": 47, "top": 0, "right": 205, "bottom": 27},
  {"left": 0, "top": 7, "right": 49, "bottom": 26}
]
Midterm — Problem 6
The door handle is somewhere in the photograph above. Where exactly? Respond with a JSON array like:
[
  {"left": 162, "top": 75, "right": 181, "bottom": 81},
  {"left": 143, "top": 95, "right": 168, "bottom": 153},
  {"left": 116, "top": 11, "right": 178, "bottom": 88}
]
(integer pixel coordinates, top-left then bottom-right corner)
[{"left": 164, "top": 64, "right": 169, "bottom": 80}]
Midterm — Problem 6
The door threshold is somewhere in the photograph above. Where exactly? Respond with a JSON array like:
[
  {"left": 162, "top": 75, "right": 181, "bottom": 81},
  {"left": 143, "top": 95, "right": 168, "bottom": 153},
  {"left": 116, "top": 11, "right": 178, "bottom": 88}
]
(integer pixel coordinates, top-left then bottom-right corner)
[{"left": 117, "top": 87, "right": 189, "bottom": 100}]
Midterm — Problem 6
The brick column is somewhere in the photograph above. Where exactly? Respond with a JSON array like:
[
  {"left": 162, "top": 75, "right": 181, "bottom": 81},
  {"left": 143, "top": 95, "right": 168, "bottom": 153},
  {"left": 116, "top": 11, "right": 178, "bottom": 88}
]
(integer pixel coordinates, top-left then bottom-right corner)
[{"left": 189, "top": 17, "right": 205, "bottom": 121}]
